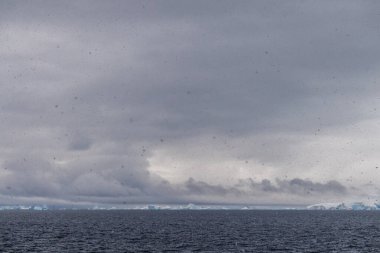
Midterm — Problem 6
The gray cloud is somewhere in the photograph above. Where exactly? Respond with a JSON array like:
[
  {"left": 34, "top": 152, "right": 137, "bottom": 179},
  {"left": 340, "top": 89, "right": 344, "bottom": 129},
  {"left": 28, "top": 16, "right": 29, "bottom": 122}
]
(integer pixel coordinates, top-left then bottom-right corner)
[
  {"left": 237, "top": 178, "right": 347, "bottom": 195},
  {"left": 68, "top": 135, "right": 92, "bottom": 151},
  {"left": 184, "top": 177, "right": 232, "bottom": 196},
  {"left": 0, "top": 1, "right": 379, "bottom": 206},
  {"left": 182, "top": 177, "right": 347, "bottom": 196}
]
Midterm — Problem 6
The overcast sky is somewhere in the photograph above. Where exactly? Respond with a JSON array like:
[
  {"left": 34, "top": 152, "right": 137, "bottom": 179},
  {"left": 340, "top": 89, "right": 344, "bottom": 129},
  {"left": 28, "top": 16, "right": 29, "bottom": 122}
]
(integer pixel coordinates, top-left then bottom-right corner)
[{"left": 1, "top": 1, "right": 380, "bottom": 206}]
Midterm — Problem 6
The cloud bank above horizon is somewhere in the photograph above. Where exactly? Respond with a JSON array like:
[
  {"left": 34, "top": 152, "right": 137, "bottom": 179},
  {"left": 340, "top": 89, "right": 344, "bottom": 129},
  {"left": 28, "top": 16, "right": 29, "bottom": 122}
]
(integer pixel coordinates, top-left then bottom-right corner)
[{"left": 1, "top": 0, "right": 380, "bottom": 206}]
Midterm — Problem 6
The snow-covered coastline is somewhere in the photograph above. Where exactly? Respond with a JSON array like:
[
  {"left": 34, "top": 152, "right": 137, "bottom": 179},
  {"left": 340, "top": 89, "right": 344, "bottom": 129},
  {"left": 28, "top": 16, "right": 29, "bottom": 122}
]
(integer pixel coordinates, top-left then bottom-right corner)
[
  {"left": 307, "top": 202, "right": 380, "bottom": 210},
  {"left": 1, "top": 202, "right": 380, "bottom": 211}
]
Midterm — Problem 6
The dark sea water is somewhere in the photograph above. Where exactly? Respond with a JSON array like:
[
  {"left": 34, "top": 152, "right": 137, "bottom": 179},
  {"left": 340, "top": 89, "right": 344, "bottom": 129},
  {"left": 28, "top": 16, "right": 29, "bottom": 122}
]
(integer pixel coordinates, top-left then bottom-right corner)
[{"left": 0, "top": 210, "right": 380, "bottom": 252}]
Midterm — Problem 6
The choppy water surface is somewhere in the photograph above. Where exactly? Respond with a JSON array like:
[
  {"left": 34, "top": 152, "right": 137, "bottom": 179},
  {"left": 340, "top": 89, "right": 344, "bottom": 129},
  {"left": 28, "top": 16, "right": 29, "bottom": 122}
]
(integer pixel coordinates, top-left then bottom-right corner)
[{"left": 1, "top": 210, "right": 380, "bottom": 252}]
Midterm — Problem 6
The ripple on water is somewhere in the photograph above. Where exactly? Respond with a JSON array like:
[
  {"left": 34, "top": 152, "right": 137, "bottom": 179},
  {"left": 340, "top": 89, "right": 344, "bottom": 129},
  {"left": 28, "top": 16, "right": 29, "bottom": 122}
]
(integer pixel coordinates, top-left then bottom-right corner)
[{"left": 0, "top": 210, "right": 380, "bottom": 252}]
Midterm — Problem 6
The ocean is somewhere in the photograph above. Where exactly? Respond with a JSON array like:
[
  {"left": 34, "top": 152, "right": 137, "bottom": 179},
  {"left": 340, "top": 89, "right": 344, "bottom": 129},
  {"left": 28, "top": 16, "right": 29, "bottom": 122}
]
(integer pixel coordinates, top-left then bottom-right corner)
[{"left": 0, "top": 210, "right": 379, "bottom": 252}]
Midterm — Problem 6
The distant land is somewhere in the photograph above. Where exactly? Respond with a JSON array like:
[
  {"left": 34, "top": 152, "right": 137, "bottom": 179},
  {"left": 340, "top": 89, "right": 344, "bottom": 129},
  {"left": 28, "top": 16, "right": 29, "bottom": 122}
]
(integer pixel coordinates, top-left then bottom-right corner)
[{"left": 1, "top": 202, "right": 380, "bottom": 211}]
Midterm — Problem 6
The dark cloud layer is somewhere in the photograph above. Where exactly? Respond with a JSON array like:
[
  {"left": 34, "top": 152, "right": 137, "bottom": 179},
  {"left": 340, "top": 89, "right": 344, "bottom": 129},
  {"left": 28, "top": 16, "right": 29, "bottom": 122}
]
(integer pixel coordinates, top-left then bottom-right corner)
[
  {"left": 184, "top": 177, "right": 347, "bottom": 197},
  {"left": 0, "top": 1, "right": 380, "bottom": 206}
]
